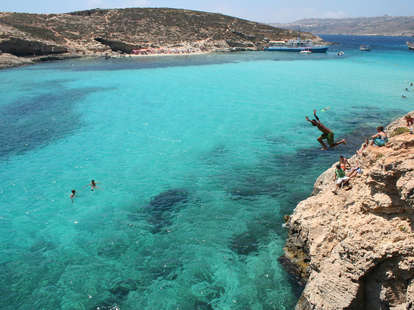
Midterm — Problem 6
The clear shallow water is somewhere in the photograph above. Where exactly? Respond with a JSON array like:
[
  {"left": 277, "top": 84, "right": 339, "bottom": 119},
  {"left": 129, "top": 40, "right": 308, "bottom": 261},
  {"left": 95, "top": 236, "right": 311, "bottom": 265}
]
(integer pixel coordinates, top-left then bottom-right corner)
[{"left": 1, "top": 35, "right": 413, "bottom": 310}]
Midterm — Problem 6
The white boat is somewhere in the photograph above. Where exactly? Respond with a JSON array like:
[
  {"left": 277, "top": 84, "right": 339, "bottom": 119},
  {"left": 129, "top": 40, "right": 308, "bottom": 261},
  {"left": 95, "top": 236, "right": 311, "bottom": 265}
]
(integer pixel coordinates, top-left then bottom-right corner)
[
  {"left": 407, "top": 42, "right": 414, "bottom": 51},
  {"left": 299, "top": 50, "right": 312, "bottom": 54},
  {"left": 360, "top": 45, "right": 371, "bottom": 51},
  {"left": 264, "top": 39, "right": 329, "bottom": 53}
]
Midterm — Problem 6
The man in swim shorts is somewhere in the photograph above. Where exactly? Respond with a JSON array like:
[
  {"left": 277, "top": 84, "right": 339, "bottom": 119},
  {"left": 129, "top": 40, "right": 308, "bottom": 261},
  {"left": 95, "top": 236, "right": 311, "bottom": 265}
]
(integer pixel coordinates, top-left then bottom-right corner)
[{"left": 306, "top": 109, "right": 346, "bottom": 150}]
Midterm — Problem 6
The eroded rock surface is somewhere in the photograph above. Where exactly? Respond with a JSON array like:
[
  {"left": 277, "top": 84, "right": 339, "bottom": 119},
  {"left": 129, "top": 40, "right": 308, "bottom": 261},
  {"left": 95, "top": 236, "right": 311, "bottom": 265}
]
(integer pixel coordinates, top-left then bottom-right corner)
[{"left": 284, "top": 112, "right": 414, "bottom": 310}]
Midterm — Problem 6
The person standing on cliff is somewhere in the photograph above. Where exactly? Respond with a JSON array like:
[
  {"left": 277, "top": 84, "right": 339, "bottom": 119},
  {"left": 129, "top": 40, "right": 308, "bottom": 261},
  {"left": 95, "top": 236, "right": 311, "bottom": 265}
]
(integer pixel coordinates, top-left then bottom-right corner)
[{"left": 306, "top": 109, "right": 346, "bottom": 150}]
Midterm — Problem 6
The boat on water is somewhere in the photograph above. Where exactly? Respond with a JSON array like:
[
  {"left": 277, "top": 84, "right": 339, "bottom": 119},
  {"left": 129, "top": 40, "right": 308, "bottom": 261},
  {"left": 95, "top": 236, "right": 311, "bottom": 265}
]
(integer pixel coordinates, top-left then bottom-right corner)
[
  {"left": 407, "top": 42, "right": 414, "bottom": 50},
  {"left": 264, "top": 39, "right": 329, "bottom": 53},
  {"left": 299, "top": 49, "right": 312, "bottom": 55},
  {"left": 360, "top": 45, "right": 371, "bottom": 51}
]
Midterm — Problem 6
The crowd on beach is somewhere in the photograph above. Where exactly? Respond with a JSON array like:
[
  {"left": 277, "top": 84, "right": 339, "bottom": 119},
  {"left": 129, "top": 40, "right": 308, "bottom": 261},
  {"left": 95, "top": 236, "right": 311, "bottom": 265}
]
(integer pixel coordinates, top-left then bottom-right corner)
[
  {"left": 306, "top": 81, "right": 414, "bottom": 194},
  {"left": 131, "top": 46, "right": 204, "bottom": 56}
]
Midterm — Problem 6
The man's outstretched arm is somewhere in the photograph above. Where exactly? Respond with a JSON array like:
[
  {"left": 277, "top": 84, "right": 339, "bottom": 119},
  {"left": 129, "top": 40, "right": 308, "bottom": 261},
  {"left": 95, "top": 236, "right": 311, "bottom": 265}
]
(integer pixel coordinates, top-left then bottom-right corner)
[{"left": 313, "top": 109, "right": 320, "bottom": 121}]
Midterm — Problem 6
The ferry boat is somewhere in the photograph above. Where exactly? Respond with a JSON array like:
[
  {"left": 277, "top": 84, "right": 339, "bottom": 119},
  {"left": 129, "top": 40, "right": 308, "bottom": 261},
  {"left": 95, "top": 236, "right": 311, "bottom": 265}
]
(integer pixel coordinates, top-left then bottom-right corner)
[
  {"left": 360, "top": 45, "right": 371, "bottom": 51},
  {"left": 264, "top": 39, "right": 329, "bottom": 53},
  {"left": 407, "top": 42, "right": 414, "bottom": 50}
]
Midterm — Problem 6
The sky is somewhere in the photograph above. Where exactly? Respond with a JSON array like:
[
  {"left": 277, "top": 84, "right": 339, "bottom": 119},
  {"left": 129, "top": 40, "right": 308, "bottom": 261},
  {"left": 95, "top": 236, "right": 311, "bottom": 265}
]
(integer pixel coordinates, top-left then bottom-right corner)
[{"left": 1, "top": 0, "right": 414, "bottom": 23}]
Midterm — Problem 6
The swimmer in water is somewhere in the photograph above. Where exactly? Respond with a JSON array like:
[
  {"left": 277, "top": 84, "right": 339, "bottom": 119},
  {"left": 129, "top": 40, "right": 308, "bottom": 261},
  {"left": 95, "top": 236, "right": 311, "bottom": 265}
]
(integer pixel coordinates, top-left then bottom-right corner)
[
  {"left": 88, "top": 179, "right": 99, "bottom": 191},
  {"left": 70, "top": 190, "right": 76, "bottom": 203}
]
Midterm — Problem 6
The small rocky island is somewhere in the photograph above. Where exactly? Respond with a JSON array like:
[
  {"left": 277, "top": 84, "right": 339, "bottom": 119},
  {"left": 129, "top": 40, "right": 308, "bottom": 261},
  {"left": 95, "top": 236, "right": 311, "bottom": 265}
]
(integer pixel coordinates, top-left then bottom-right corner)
[
  {"left": 0, "top": 8, "right": 321, "bottom": 69},
  {"left": 283, "top": 113, "right": 414, "bottom": 309}
]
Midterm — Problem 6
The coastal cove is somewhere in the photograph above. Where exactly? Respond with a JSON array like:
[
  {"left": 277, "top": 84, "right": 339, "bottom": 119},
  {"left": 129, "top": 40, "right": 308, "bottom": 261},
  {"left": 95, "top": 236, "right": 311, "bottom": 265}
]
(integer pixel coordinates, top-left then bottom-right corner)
[{"left": 1, "top": 35, "right": 414, "bottom": 309}]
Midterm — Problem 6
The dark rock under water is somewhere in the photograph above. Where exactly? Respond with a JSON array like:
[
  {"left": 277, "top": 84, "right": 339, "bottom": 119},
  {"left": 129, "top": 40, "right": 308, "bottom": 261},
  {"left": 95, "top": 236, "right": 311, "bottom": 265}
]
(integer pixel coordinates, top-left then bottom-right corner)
[
  {"left": 145, "top": 188, "right": 189, "bottom": 233},
  {"left": 230, "top": 213, "right": 284, "bottom": 256}
]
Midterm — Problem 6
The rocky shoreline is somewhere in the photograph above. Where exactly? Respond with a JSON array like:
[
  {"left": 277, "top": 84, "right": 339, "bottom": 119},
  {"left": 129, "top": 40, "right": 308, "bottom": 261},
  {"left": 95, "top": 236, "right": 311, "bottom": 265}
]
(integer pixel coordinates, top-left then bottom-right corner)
[
  {"left": 0, "top": 8, "right": 322, "bottom": 70},
  {"left": 282, "top": 112, "right": 414, "bottom": 309}
]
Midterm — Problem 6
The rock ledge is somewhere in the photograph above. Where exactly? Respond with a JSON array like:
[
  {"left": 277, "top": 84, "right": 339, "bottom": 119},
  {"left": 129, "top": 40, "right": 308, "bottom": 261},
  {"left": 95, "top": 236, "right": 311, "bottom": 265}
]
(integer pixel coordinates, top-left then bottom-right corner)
[{"left": 284, "top": 112, "right": 414, "bottom": 309}]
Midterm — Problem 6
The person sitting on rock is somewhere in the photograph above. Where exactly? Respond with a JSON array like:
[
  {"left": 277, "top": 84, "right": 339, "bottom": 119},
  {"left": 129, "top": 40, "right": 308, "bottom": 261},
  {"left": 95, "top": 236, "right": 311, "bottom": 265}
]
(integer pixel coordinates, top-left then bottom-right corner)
[
  {"left": 339, "top": 155, "right": 351, "bottom": 171},
  {"left": 357, "top": 138, "right": 369, "bottom": 155},
  {"left": 370, "top": 126, "right": 388, "bottom": 147},
  {"left": 333, "top": 164, "right": 351, "bottom": 194},
  {"left": 339, "top": 155, "right": 361, "bottom": 178},
  {"left": 306, "top": 109, "right": 346, "bottom": 150}
]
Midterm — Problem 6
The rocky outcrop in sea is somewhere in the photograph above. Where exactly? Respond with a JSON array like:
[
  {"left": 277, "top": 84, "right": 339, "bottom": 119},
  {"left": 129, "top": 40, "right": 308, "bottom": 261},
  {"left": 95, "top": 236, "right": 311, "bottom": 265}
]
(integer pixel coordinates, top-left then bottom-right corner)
[{"left": 283, "top": 113, "right": 414, "bottom": 309}]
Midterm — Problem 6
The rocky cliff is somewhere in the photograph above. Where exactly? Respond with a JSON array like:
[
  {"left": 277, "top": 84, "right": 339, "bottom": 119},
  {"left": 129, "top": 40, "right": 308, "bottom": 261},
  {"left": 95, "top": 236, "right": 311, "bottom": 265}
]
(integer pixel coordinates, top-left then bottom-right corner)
[
  {"left": 0, "top": 8, "right": 320, "bottom": 69},
  {"left": 283, "top": 113, "right": 414, "bottom": 309}
]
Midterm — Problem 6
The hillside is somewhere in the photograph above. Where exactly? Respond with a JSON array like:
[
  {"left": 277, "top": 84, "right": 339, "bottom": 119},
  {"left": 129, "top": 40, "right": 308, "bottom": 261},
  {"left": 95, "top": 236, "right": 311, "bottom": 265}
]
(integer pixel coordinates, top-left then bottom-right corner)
[
  {"left": 0, "top": 8, "right": 320, "bottom": 68},
  {"left": 272, "top": 16, "right": 414, "bottom": 36}
]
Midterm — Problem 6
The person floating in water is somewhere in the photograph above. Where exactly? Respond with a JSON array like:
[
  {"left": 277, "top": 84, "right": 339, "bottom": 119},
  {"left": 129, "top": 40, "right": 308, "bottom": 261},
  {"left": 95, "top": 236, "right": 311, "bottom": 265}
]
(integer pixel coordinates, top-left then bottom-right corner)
[
  {"left": 306, "top": 109, "right": 346, "bottom": 150},
  {"left": 87, "top": 179, "right": 99, "bottom": 191},
  {"left": 70, "top": 190, "right": 76, "bottom": 203}
]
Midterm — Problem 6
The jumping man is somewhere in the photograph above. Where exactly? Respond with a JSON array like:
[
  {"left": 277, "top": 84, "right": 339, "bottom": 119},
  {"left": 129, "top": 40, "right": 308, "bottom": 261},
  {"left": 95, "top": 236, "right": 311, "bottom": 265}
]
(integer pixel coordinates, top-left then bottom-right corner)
[{"left": 306, "top": 109, "right": 346, "bottom": 150}]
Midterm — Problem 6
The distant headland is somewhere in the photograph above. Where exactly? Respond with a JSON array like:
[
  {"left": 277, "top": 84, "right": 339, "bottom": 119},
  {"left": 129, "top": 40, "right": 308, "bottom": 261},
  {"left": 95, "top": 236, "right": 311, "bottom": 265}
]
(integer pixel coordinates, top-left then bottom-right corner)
[
  {"left": 272, "top": 16, "right": 414, "bottom": 36},
  {"left": 0, "top": 8, "right": 322, "bottom": 69}
]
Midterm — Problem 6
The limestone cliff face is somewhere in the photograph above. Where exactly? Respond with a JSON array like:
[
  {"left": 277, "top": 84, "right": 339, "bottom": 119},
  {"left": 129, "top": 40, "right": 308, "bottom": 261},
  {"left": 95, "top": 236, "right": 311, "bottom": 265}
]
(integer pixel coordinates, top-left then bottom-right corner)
[{"left": 284, "top": 113, "right": 414, "bottom": 310}]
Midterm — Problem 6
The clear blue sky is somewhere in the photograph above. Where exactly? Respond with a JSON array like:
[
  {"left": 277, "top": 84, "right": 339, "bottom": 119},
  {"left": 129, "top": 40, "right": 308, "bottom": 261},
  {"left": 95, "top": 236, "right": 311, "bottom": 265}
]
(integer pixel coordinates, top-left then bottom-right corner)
[{"left": 1, "top": 0, "right": 413, "bottom": 23}]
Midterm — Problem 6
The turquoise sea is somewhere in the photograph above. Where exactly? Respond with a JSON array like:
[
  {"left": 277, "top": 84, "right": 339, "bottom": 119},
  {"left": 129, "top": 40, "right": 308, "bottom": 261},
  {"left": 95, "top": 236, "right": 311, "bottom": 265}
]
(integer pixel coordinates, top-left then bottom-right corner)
[{"left": 1, "top": 35, "right": 413, "bottom": 309}]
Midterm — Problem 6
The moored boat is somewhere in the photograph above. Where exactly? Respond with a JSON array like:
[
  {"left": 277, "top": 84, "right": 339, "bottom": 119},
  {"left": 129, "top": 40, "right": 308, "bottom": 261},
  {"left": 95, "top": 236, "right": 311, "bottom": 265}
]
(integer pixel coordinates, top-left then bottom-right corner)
[
  {"left": 264, "top": 39, "right": 329, "bottom": 53},
  {"left": 360, "top": 45, "right": 371, "bottom": 51},
  {"left": 407, "top": 42, "right": 414, "bottom": 50},
  {"left": 299, "top": 49, "right": 312, "bottom": 54}
]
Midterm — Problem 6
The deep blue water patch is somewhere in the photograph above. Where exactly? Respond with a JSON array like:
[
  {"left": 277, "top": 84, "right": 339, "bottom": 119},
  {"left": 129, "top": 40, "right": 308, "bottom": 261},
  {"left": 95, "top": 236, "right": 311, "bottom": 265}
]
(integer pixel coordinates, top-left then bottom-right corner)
[{"left": 0, "top": 86, "right": 107, "bottom": 158}]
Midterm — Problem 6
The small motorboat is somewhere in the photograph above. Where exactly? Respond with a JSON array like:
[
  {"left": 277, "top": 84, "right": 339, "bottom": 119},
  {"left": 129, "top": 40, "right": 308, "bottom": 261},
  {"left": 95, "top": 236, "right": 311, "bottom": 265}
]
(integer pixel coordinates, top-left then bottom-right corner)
[
  {"left": 407, "top": 42, "right": 414, "bottom": 51},
  {"left": 360, "top": 45, "right": 371, "bottom": 51},
  {"left": 337, "top": 51, "right": 344, "bottom": 56},
  {"left": 299, "top": 49, "right": 312, "bottom": 54}
]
